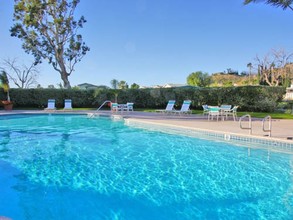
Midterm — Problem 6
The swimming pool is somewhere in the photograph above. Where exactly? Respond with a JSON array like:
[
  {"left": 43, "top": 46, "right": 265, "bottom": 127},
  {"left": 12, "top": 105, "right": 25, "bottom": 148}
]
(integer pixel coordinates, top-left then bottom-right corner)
[{"left": 0, "top": 114, "right": 292, "bottom": 219}]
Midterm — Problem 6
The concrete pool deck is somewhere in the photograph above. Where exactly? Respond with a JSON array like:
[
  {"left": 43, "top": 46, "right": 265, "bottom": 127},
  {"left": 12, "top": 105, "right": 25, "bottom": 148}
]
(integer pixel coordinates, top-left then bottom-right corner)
[{"left": 1, "top": 109, "right": 293, "bottom": 142}]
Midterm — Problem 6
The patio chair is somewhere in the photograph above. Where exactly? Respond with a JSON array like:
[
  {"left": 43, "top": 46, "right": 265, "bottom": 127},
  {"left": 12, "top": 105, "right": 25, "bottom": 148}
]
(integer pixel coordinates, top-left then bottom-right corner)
[
  {"left": 155, "top": 100, "right": 176, "bottom": 114},
  {"left": 122, "top": 102, "right": 134, "bottom": 112},
  {"left": 208, "top": 107, "right": 220, "bottom": 121},
  {"left": 173, "top": 100, "right": 192, "bottom": 115},
  {"left": 220, "top": 104, "right": 232, "bottom": 110},
  {"left": 225, "top": 105, "right": 239, "bottom": 121},
  {"left": 111, "top": 103, "right": 122, "bottom": 112},
  {"left": 202, "top": 104, "right": 209, "bottom": 115},
  {"left": 220, "top": 104, "right": 232, "bottom": 120},
  {"left": 63, "top": 99, "right": 73, "bottom": 111},
  {"left": 44, "top": 99, "right": 56, "bottom": 111}
]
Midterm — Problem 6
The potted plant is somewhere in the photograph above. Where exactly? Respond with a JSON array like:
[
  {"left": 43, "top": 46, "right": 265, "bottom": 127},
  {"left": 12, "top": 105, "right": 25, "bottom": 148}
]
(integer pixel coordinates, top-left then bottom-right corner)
[{"left": 0, "top": 70, "right": 13, "bottom": 110}]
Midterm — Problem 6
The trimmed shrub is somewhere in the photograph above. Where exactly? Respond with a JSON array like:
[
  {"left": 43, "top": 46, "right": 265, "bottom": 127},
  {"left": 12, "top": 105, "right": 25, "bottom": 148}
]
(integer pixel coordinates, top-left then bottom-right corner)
[{"left": 0, "top": 86, "right": 286, "bottom": 112}]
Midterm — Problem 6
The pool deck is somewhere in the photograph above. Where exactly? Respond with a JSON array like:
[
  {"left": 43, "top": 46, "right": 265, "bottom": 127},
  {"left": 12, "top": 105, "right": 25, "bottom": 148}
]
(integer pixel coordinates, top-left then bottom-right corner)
[{"left": 1, "top": 109, "right": 293, "bottom": 143}]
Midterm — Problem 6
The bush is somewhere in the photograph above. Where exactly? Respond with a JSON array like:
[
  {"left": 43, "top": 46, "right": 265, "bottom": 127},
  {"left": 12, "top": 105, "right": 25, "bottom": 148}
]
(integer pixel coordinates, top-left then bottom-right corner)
[{"left": 0, "top": 86, "right": 286, "bottom": 112}]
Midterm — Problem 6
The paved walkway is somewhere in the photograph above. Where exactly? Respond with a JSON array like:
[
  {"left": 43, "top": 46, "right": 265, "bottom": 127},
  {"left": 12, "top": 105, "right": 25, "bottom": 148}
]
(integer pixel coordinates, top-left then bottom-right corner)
[
  {"left": 1, "top": 110, "right": 293, "bottom": 142},
  {"left": 124, "top": 113, "right": 293, "bottom": 140}
]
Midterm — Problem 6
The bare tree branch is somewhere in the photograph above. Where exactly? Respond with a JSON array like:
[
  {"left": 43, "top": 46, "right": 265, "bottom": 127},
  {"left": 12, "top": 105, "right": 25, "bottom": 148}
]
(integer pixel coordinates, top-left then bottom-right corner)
[
  {"left": 253, "top": 49, "right": 293, "bottom": 86},
  {"left": 1, "top": 58, "right": 39, "bottom": 88}
]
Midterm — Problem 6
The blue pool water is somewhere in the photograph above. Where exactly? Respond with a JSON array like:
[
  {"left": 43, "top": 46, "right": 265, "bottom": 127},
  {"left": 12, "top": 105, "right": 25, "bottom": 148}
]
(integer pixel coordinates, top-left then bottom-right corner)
[{"left": 0, "top": 114, "right": 292, "bottom": 219}]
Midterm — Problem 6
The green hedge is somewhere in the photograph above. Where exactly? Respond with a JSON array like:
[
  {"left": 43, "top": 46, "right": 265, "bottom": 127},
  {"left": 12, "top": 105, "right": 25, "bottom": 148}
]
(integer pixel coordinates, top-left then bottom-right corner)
[{"left": 0, "top": 86, "right": 286, "bottom": 112}]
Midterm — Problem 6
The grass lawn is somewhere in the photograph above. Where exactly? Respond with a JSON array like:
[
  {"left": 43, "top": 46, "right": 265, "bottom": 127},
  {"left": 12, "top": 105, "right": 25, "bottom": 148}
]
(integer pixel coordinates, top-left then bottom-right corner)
[
  {"left": 12, "top": 107, "right": 96, "bottom": 111},
  {"left": 237, "top": 112, "right": 293, "bottom": 119},
  {"left": 9, "top": 107, "right": 293, "bottom": 120},
  {"left": 139, "top": 108, "right": 293, "bottom": 119}
]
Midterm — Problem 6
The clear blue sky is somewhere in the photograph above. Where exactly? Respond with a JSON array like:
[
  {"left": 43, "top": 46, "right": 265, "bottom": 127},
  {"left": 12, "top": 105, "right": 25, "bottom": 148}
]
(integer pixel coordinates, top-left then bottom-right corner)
[{"left": 1, "top": 0, "right": 293, "bottom": 88}]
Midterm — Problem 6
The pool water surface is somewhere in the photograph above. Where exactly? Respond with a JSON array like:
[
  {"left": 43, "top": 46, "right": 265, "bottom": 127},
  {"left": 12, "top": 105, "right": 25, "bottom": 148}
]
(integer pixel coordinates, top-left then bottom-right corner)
[{"left": 0, "top": 114, "right": 292, "bottom": 219}]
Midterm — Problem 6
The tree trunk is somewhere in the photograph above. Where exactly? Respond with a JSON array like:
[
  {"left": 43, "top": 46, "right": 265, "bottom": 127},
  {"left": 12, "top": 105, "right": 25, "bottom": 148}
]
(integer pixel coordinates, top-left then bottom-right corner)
[
  {"left": 56, "top": 50, "right": 71, "bottom": 89},
  {"left": 61, "top": 72, "right": 71, "bottom": 89},
  {"left": 7, "top": 90, "right": 10, "bottom": 102},
  {"left": 58, "top": 62, "right": 71, "bottom": 89}
]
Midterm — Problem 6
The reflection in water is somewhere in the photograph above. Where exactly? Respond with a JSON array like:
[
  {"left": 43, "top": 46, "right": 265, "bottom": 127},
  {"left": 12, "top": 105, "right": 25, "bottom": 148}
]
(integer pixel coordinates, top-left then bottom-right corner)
[
  {"left": 283, "top": 157, "right": 293, "bottom": 216},
  {"left": 247, "top": 147, "right": 271, "bottom": 161},
  {"left": 0, "top": 216, "right": 12, "bottom": 220},
  {"left": 0, "top": 130, "right": 11, "bottom": 159}
]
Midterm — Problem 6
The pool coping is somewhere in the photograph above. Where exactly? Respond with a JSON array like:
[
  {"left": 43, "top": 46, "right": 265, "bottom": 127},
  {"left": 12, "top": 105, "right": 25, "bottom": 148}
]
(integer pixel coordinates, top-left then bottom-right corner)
[{"left": 124, "top": 118, "right": 293, "bottom": 155}]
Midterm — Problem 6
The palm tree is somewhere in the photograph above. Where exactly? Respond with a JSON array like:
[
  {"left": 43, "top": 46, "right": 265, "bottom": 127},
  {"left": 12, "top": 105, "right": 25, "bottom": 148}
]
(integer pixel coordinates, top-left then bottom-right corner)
[
  {"left": 110, "top": 79, "right": 119, "bottom": 89},
  {"left": 0, "top": 70, "right": 10, "bottom": 102},
  {"left": 118, "top": 80, "right": 128, "bottom": 89},
  {"left": 244, "top": 0, "right": 293, "bottom": 11},
  {"left": 247, "top": 63, "right": 252, "bottom": 85}
]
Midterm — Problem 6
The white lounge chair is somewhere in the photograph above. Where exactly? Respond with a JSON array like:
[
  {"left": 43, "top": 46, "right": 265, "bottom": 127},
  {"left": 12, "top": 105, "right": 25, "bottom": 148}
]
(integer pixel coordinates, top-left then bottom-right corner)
[
  {"left": 125, "top": 102, "right": 134, "bottom": 112},
  {"left": 173, "top": 100, "right": 192, "bottom": 115},
  {"left": 63, "top": 99, "right": 72, "bottom": 111},
  {"left": 202, "top": 104, "right": 209, "bottom": 115},
  {"left": 44, "top": 99, "right": 56, "bottom": 111},
  {"left": 155, "top": 100, "right": 176, "bottom": 114}
]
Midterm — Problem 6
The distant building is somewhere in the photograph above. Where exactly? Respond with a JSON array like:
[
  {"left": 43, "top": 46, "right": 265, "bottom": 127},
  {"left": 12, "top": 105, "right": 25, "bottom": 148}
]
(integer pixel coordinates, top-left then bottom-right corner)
[
  {"left": 139, "top": 85, "right": 162, "bottom": 89},
  {"left": 152, "top": 85, "right": 163, "bottom": 88},
  {"left": 138, "top": 83, "right": 194, "bottom": 89},
  {"left": 77, "top": 83, "right": 98, "bottom": 90},
  {"left": 140, "top": 84, "right": 191, "bottom": 89},
  {"left": 284, "top": 86, "right": 293, "bottom": 100},
  {"left": 77, "top": 83, "right": 109, "bottom": 90},
  {"left": 163, "top": 83, "right": 188, "bottom": 88}
]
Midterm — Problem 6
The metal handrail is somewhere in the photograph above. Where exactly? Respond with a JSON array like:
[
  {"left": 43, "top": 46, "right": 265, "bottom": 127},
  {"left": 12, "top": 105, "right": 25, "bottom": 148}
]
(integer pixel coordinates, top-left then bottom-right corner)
[
  {"left": 262, "top": 115, "right": 272, "bottom": 137},
  {"left": 88, "top": 100, "right": 111, "bottom": 118},
  {"left": 96, "top": 100, "right": 112, "bottom": 111},
  {"left": 239, "top": 114, "right": 252, "bottom": 135}
]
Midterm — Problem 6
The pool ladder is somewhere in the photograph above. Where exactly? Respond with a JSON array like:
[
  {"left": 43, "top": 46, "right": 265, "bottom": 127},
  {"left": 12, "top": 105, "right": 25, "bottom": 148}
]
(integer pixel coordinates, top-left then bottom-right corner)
[
  {"left": 239, "top": 114, "right": 252, "bottom": 135},
  {"left": 262, "top": 115, "right": 272, "bottom": 137},
  {"left": 239, "top": 114, "right": 272, "bottom": 136},
  {"left": 87, "top": 100, "right": 111, "bottom": 118}
]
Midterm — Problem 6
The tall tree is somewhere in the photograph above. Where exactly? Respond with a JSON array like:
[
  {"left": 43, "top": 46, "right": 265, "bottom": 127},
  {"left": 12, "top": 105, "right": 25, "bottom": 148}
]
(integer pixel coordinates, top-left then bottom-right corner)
[
  {"left": 130, "top": 83, "right": 140, "bottom": 89},
  {"left": 247, "top": 62, "right": 253, "bottom": 84},
  {"left": 255, "top": 49, "right": 293, "bottom": 86},
  {"left": 10, "top": 0, "right": 90, "bottom": 89},
  {"left": 118, "top": 80, "right": 128, "bottom": 89},
  {"left": 110, "top": 79, "right": 119, "bottom": 89},
  {"left": 187, "top": 71, "right": 211, "bottom": 87},
  {"left": 244, "top": 0, "right": 293, "bottom": 11}
]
